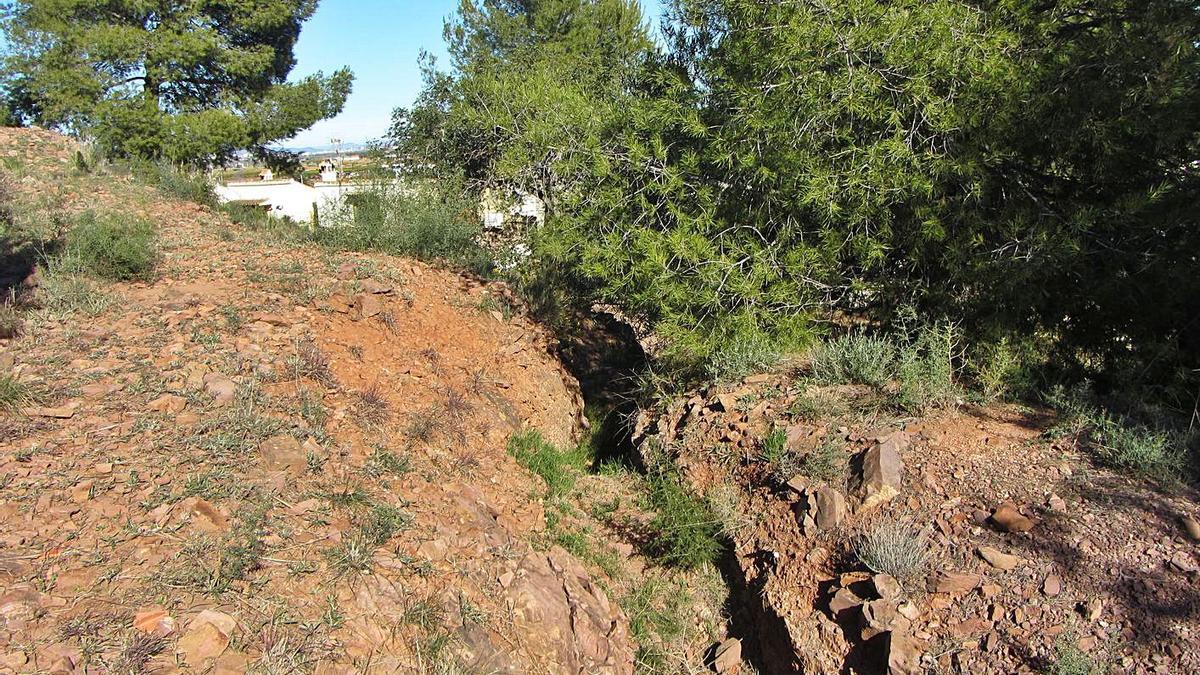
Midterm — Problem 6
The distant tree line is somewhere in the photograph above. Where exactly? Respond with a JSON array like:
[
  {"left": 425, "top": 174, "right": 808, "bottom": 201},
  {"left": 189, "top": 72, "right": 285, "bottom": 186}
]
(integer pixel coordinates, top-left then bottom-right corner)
[{"left": 391, "top": 0, "right": 1200, "bottom": 411}]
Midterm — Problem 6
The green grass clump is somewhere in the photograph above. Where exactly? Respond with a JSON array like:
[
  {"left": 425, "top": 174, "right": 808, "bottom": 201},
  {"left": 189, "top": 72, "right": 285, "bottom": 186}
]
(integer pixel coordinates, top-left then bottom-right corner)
[
  {"left": 0, "top": 374, "right": 26, "bottom": 410},
  {"left": 507, "top": 431, "right": 587, "bottom": 499},
  {"left": 811, "top": 333, "right": 895, "bottom": 387},
  {"left": 1051, "top": 387, "right": 1186, "bottom": 483},
  {"left": 133, "top": 161, "right": 217, "bottom": 207},
  {"left": 644, "top": 469, "right": 722, "bottom": 569},
  {"left": 66, "top": 211, "right": 157, "bottom": 282}
]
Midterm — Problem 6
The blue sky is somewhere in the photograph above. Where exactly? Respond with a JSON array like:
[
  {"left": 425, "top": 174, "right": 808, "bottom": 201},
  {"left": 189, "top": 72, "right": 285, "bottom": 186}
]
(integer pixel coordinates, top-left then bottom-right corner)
[{"left": 287, "top": 0, "right": 667, "bottom": 148}]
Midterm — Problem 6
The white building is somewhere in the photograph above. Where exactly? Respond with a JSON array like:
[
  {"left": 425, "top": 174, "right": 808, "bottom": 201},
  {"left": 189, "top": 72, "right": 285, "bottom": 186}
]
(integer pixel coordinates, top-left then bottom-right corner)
[{"left": 214, "top": 176, "right": 367, "bottom": 224}]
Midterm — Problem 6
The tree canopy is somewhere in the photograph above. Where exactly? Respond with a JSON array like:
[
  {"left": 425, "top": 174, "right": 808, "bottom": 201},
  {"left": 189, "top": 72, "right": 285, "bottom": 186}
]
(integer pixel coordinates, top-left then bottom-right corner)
[
  {"left": 1, "top": 0, "right": 352, "bottom": 166},
  {"left": 400, "top": 0, "right": 1200, "bottom": 403}
]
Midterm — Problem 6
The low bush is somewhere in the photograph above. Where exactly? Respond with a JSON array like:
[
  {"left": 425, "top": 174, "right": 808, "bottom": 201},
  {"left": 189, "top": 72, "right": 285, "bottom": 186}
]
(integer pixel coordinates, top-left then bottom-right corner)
[
  {"left": 1049, "top": 637, "right": 1102, "bottom": 675},
  {"left": 313, "top": 182, "right": 492, "bottom": 274},
  {"left": 133, "top": 161, "right": 217, "bottom": 207},
  {"left": 644, "top": 469, "right": 723, "bottom": 569},
  {"left": 855, "top": 520, "right": 930, "bottom": 583},
  {"left": 811, "top": 333, "right": 895, "bottom": 387},
  {"left": 0, "top": 303, "right": 22, "bottom": 339},
  {"left": 65, "top": 212, "right": 157, "bottom": 282},
  {"left": 1050, "top": 387, "right": 1188, "bottom": 483},
  {"left": 759, "top": 429, "right": 802, "bottom": 486},
  {"left": 705, "top": 333, "right": 784, "bottom": 383},
  {"left": 893, "top": 322, "right": 960, "bottom": 412},
  {"left": 808, "top": 321, "right": 961, "bottom": 412}
]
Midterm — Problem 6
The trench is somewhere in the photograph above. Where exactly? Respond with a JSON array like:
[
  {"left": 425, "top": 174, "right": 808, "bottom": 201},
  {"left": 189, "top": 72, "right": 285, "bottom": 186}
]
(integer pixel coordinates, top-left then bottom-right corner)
[{"left": 550, "top": 306, "right": 798, "bottom": 674}]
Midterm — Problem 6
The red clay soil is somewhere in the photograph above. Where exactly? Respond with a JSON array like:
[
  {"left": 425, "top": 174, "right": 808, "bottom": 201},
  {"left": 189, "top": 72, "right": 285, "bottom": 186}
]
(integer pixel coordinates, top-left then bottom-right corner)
[{"left": 0, "top": 128, "right": 632, "bottom": 673}]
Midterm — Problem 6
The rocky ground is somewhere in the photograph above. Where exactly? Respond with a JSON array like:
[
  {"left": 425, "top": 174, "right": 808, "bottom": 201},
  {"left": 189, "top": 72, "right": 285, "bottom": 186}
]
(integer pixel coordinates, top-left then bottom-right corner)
[
  {"left": 0, "top": 128, "right": 636, "bottom": 673},
  {"left": 635, "top": 375, "right": 1200, "bottom": 674},
  {"left": 3, "top": 127, "right": 1198, "bottom": 675}
]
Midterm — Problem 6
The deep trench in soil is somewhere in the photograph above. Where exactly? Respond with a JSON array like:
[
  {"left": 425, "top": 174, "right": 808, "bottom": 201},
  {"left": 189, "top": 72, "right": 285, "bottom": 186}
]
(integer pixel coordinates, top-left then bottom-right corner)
[{"left": 555, "top": 308, "right": 794, "bottom": 674}]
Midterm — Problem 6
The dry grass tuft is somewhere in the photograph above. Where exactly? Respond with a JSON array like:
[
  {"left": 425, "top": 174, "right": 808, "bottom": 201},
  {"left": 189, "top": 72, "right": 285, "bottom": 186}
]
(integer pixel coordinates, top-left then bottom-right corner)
[{"left": 855, "top": 519, "right": 930, "bottom": 583}]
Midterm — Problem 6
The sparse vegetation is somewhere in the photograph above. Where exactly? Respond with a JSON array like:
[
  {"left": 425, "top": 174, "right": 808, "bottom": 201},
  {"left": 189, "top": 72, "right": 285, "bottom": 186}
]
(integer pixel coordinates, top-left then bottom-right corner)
[
  {"left": 165, "top": 499, "right": 269, "bottom": 595},
  {"left": 855, "top": 520, "right": 931, "bottom": 584},
  {"left": 64, "top": 211, "right": 157, "bottom": 282},
  {"left": 507, "top": 431, "right": 587, "bottom": 500},
  {"left": 1050, "top": 387, "right": 1188, "bottom": 483},
  {"left": 0, "top": 374, "right": 25, "bottom": 410},
  {"left": 643, "top": 469, "right": 722, "bottom": 569}
]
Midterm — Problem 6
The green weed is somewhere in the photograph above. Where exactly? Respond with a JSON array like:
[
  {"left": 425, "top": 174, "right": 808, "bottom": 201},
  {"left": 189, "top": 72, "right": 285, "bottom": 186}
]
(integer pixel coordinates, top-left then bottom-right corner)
[
  {"left": 65, "top": 211, "right": 157, "bottom": 282},
  {"left": 506, "top": 431, "right": 587, "bottom": 499},
  {"left": 643, "top": 469, "right": 722, "bottom": 569}
]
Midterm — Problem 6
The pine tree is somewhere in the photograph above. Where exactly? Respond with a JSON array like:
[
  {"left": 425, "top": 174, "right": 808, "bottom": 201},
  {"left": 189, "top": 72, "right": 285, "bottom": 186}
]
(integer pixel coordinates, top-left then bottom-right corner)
[{"left": 1, "top": 0, "right": 353, "bottom": 166}]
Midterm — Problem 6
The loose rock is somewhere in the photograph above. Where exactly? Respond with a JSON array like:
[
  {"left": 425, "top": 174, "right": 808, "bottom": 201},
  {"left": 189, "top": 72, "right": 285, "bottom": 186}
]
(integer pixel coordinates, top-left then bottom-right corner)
[
  {"left": 977, "top": 546, "right": 1022, "bottom": 571},
  {"left": 990, "top": 502, "right": 1035, "bottom": 533}
]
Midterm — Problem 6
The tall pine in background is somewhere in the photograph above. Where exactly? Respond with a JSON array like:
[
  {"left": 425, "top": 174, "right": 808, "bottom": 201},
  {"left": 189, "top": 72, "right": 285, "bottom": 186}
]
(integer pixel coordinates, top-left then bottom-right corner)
[{"left": 1, "top": 0, "right": 353, "bottom": 167}]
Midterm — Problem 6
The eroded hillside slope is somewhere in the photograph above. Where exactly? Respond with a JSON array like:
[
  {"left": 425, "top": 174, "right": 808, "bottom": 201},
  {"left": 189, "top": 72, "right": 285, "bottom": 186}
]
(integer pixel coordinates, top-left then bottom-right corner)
[{"left": 0, "top": 128, "right": 632, "bottom": 673}]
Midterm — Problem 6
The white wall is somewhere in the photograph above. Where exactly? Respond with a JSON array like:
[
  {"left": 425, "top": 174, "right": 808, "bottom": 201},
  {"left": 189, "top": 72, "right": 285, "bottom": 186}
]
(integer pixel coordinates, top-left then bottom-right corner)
[{"left": 214, "top": 180, "right": 369, "bottom": 224}]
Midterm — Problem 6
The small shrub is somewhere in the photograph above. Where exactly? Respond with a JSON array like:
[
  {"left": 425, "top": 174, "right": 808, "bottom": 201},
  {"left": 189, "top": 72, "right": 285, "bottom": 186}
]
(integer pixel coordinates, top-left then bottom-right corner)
[
  {"left": 0, "top": 303, "right": 20, "bottom": 338},
  {"left": 360, "top": 503, "right": 412, "bottom": 546},
  {"left": 365, "top": 448, "right": 411, "bottom": 477},
  {"left": 134, "top": 161, "right": 217, "bottom": 207},
  {"left": 708, "top": 484, "right": 754, "bottom": 539},
  {"left": 894, "top": 322, "right": 960, "bottom": 412},
  {"left": 222, "top": 203, "right": 273, "bottom": 228},
  {"left": 1050, "top": 387, "right": 1185, "bottom": 483},
  {"left": 354, "top": 385, "right": 390, "bottom": 426},
  {"left": 705, "top": 333, "right": 783, "bottom": 382},
  {"left": 855, "top": 520, "right": 930, "bottom": 583},
  {"left": 313, "top": 182, "right": 491, "bottom": 271},
  {"left": 291, "top": 336, "right": 336, "bottom": 386},
  {"left": 324, "top": 535, "right": 375, "bottom": 577},
  {"left": 507, "top": 431, "right": 585, "bottom": 499},
  {"left": 0, "top": 374, "right": 25, "bottom": 410},
  {"left": 404, "top": 407, "right": 441, "bottom": 443},
  {"left": 644, "top": 469, "right": 723, "bottom": 569},
  {"left": 798, "top": 432, "right": 848, "bottom": 483},
  {"left": 759, "top": 429, "right": 802, "bottom": 485},
  {"left": 1049, "top": 637, "right": 1102, "bottom": 675},
  {"left": 621, "top": 575, "right": 691, "bottom": 670},
  {"left": 66, "top": 212, "right": 157, "bottom": 282},
  {"left": 811, "top": 333, "right": 895, "bottom": 387},
  {"left": 760, "top": 429, "right": 847, "bottom": 485}
]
